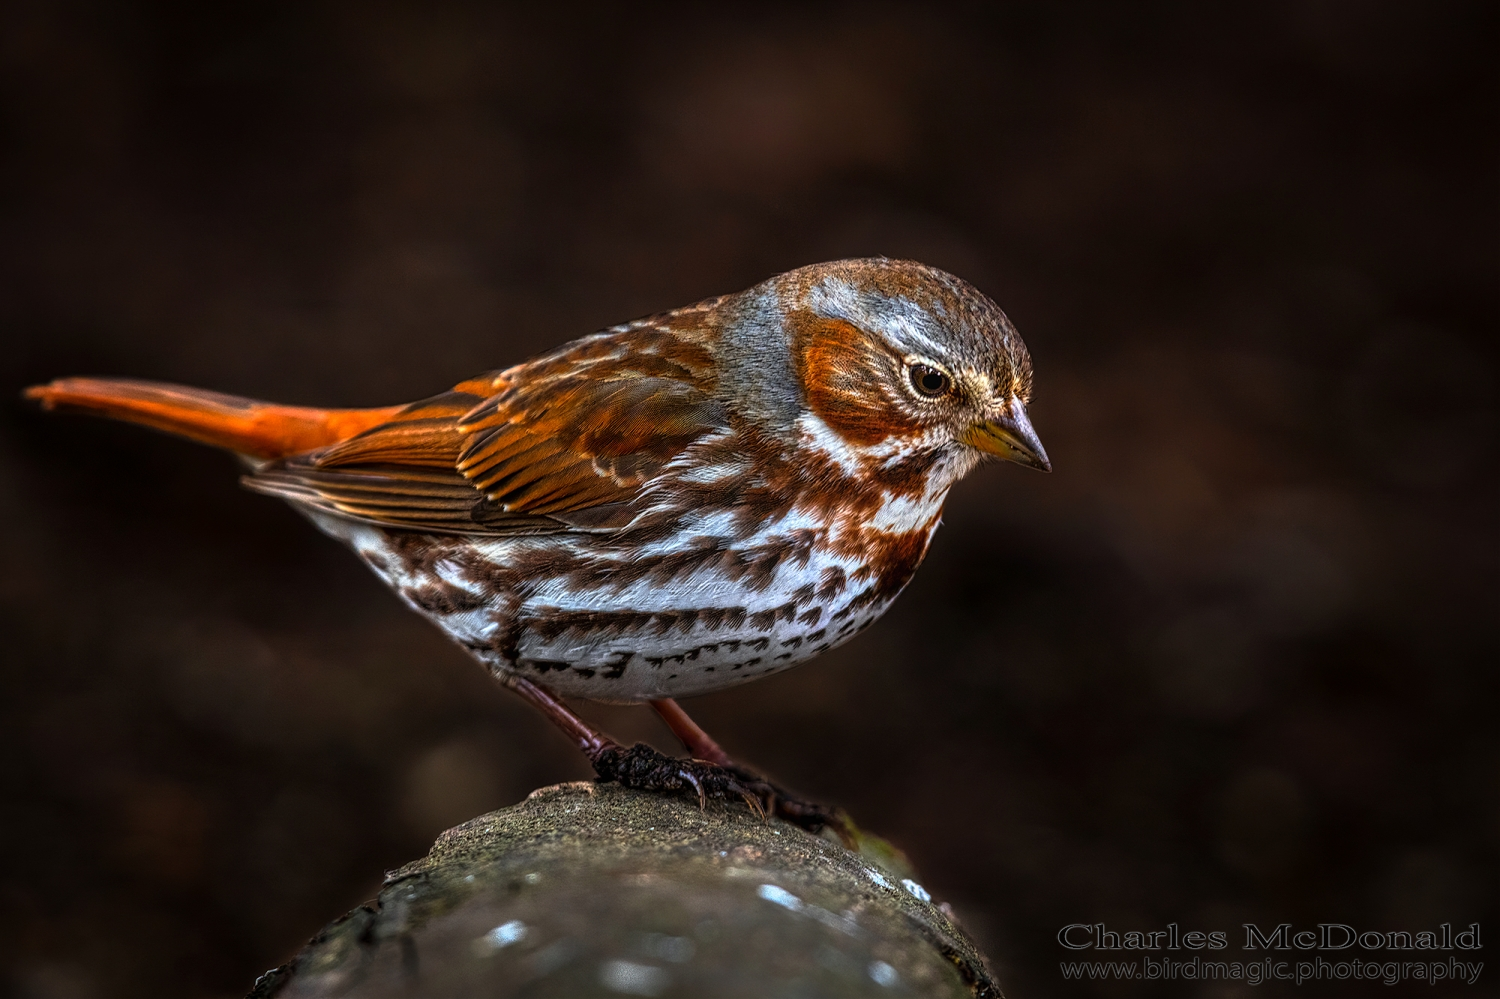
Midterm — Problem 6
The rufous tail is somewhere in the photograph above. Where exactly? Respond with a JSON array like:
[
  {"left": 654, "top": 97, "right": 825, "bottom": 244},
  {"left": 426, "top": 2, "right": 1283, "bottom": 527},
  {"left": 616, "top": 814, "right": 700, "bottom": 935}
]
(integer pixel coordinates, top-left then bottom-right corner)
[{"left": 24, "top": 377, "right": 403, "bottom": 460}]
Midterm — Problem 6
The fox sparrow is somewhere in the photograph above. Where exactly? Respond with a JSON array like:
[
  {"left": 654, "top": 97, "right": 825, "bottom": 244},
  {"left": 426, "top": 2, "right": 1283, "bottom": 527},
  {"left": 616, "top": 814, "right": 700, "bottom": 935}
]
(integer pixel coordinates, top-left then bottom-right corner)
[{"left": 28, "top": 258, "right": 1048, "bottom": 833}]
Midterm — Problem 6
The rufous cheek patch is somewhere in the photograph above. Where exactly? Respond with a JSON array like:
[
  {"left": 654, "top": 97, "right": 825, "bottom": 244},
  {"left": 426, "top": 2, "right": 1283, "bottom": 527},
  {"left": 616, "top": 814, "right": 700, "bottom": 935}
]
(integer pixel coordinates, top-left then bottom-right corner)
[{"left": 791, "top": 313, "right": 921, "bottom": 447}]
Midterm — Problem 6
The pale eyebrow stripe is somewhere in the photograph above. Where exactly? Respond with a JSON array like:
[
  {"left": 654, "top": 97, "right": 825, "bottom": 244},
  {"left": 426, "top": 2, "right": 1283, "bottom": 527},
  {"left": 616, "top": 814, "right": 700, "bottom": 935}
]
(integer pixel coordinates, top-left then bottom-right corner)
[{"left": 808, "top": 278, "right": 948, "bottom": 356}]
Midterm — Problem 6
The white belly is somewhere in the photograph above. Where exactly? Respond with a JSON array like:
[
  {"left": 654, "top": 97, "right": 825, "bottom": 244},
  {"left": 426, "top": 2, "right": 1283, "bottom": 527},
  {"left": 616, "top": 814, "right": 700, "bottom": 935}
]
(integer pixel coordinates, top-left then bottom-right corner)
[{"left": 306, "top": 508, "right": 923, "bottom": 701}]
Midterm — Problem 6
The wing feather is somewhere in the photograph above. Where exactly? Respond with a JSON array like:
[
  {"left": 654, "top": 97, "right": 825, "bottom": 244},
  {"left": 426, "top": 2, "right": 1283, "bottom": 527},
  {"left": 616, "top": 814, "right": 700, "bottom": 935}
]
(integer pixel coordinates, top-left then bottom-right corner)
[{"left": 241, "top": 310, "right": 726, "bottom": 535}]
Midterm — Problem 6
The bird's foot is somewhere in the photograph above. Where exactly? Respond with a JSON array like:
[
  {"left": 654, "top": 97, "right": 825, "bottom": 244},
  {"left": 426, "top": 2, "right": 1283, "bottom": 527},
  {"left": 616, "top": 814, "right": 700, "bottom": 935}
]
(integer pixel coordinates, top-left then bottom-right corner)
[
  {"left": 715, "top": 761, "right": 855, "bottom": 844},
  {"left": 590, "top": 742, "right": 853, "bottom": 843}
]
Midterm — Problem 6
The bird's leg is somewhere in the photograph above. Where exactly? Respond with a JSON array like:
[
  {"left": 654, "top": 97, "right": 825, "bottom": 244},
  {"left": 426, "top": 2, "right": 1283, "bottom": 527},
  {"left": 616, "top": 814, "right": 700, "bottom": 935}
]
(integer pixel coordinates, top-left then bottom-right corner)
[
  {"left": 498, "top": 675, "right": 769, "bottom": 819},
  {"left": 647, "top": 697, "right": 733, "bottom": 766},
  {"left": 649, "top": 698, "right": 853, "bottom": 842},
  {"left": 500, "top": 674, "right": 614, "bottom": 756}
]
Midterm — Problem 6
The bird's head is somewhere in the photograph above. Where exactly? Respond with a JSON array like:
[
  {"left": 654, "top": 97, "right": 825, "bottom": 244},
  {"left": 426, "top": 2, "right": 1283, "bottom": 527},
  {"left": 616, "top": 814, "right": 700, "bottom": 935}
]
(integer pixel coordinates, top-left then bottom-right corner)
[{"left": 721, "top": 258, "right": 1049, "bottom": 485}]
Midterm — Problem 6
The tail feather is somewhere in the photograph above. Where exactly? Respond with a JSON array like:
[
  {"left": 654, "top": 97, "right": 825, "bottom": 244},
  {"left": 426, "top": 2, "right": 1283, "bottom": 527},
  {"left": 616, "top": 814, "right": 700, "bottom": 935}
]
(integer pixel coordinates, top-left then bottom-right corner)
[{"left": 24, "top": 377, "right": 403, "bottom": 459}]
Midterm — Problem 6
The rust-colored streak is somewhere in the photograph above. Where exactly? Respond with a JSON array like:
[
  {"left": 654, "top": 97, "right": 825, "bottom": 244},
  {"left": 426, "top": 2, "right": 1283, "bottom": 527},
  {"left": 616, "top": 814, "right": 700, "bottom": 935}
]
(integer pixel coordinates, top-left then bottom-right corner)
[
  {"left": 24, "top": 377, "right": 403, "bottom": 459},
  {"left": 312, "top": 391, "right": 486, "bottom": 470},
  {"left": 857, "top": 525, "right": 936, "bottom": 600},
  {"left": 790, "top": 312, "right": 922, "bottom": 447},
  {"left": 454, "top": 324, "right": 725, "bottom": 515},
  {"left": 233, "top": 311, "right": 731, "bottom": 530}
]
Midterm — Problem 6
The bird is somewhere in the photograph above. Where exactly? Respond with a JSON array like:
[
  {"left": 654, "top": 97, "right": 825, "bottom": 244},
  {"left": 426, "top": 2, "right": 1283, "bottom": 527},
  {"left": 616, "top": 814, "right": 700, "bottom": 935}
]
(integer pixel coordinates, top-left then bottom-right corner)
[{"left": 26, "top": 258, "right": 1049, "bottom": 831}]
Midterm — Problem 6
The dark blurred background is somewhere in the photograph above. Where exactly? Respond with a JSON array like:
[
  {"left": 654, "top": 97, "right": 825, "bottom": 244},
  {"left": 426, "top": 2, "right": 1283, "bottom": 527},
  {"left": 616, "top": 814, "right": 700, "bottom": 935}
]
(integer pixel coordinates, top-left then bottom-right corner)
[{"left": 1, "top": 2, "right": 1495, "bottom": 997}]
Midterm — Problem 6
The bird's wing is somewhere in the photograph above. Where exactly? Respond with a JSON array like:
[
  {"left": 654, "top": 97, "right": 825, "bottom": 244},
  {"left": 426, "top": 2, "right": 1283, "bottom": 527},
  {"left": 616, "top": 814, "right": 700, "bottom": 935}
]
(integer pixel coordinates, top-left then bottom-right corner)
[{"left": 245, "top": 310, "right": 728, "bottom": 535}]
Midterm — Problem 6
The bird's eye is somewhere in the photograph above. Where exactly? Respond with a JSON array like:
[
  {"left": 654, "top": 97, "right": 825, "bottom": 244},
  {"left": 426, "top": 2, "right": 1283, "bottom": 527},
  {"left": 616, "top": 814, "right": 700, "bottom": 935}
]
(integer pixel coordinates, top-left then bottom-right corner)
[{"left": 909, "top": 363, "right": 951, "bottom": 398}]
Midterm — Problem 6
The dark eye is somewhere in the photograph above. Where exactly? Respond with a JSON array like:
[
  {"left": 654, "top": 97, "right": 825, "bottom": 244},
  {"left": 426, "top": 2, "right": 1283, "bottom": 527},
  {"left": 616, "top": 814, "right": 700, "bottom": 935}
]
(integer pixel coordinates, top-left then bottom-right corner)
[{"left": 909, "top": 363, "right": 950, "bottom": 398}]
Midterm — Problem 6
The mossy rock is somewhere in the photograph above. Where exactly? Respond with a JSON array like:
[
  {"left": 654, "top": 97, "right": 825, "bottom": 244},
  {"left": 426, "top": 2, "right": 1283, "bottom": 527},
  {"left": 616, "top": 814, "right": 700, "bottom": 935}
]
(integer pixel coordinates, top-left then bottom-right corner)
[{"left": 250, "top": 782, "right": 1002, "bottom": 998}]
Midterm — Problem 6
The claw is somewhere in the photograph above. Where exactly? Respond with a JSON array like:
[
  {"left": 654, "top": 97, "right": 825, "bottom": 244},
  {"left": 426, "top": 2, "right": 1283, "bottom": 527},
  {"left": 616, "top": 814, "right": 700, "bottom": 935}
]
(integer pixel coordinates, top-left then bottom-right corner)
[{"left": 678, "top": 768, "right": 707, "bottom": 810}]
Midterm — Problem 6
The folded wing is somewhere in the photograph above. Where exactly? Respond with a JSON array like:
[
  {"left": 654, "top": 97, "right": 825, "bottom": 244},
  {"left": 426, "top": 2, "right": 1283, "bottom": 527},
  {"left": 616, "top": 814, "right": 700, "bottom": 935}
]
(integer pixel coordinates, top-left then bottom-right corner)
[{"left": 247, "top": 319, "right": 726, "bottom": 535}]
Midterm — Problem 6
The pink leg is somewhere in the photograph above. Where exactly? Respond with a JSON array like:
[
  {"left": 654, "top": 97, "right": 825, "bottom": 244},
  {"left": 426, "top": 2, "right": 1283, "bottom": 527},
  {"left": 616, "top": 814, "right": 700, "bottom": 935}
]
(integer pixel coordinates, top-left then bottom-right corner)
[
  {"left": 500, "top": 674, "right": 615, "bottom": 756},
  {"left": 649, "top": 698, "right": 733, "bottom": 766}
]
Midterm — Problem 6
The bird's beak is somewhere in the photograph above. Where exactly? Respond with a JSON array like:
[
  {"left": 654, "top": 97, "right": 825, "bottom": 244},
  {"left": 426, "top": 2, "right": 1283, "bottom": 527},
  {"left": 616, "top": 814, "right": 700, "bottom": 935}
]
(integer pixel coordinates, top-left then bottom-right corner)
[{"left": 965, "top": 399, "right": 1051, "bottom": 471}]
